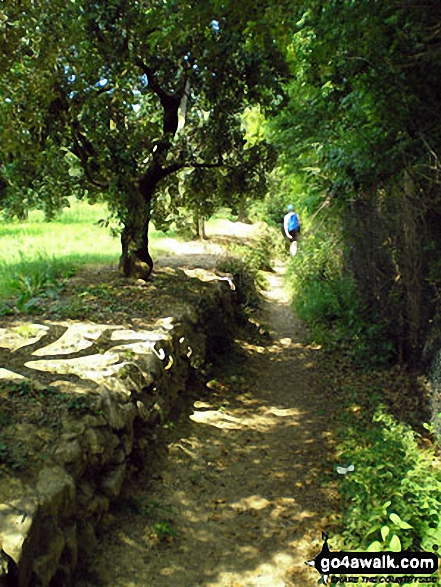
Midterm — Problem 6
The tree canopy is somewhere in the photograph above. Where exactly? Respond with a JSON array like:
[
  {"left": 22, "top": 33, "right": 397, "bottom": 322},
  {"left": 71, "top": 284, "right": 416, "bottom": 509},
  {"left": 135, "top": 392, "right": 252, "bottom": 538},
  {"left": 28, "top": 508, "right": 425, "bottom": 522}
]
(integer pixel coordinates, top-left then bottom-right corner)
[
  {"left": 275, "top": 0, "right": 441, "bottom": 196},
  {"left": 1, "top": 0, "right": 286, "bottom": 276}
]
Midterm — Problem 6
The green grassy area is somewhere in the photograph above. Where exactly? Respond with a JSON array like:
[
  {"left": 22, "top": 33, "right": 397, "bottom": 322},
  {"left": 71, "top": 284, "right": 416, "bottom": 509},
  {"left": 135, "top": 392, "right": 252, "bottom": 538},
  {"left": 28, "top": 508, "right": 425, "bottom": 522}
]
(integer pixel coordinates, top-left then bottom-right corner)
[
  {"left": 0, "top": 200, "right": 166, "bottom": 301},
  {"left": 0, "top": 200, "right": 241, "bottom": 307}
]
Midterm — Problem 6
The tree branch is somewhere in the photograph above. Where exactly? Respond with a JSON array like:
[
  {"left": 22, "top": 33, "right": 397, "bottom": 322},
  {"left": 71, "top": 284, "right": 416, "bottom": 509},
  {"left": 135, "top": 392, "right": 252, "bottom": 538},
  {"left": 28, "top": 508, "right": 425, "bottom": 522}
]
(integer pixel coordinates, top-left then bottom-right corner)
[
  {"left": 50, "top": 82, "right": 109, "bottom": 190},
  {"left": 135, "top": 57, "right": 189, "bottom": 135},
  {"left": 135, "top": 58, "right": 173, "bottom": 104},
  {"left": 69, "top": 120, "right": 108, "bottom": 189},
  {"left": 139, "top": 155, "right": 224, "bottom": 199}
]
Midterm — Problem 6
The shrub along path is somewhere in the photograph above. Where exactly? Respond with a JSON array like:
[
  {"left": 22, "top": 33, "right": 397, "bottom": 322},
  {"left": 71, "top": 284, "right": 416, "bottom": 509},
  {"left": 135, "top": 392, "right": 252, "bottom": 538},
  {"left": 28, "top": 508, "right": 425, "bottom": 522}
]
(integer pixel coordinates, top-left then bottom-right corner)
[{"left": 80, "top": 249, "right": 339, "bottom": 587}]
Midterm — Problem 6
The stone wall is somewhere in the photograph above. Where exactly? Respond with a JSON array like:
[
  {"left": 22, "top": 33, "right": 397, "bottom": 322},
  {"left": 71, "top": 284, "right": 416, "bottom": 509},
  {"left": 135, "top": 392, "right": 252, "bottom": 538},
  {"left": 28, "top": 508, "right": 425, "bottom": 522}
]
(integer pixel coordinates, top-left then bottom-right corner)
[{"left": 0, "top": 278, "right": 237, "bottom": 587}]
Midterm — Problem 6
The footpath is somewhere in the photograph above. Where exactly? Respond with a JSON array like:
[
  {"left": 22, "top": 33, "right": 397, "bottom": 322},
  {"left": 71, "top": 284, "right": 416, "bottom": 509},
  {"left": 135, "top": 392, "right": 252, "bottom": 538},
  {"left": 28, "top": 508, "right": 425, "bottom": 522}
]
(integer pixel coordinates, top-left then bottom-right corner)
[{"left": 81, "top": 261, "right": 338, "bottom": 587}]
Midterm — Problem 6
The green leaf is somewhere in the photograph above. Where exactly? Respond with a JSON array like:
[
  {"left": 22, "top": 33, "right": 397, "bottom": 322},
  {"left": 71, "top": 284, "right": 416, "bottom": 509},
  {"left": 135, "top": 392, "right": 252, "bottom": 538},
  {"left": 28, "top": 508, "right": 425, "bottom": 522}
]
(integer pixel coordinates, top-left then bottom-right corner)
[
  {"left": 367, "top": 541, "right": 382, "bottom": 552},
  {"left": 366, "top": 524, "right": 381, "bottom": 538},
  {"left": 389, "top": 513, "right": 401, "bottom": 525},
  {"left": 389, "top": 513, "right": 412, "bottom": 529},
  {"left": 380, "top": 525, "right": 390, "bottom": 541},
  {"left": 399, "top": 521, "right": 412, "bottom": 530},
  {"left": 389, "top": 534, "right": 401, "bottom": 552}
]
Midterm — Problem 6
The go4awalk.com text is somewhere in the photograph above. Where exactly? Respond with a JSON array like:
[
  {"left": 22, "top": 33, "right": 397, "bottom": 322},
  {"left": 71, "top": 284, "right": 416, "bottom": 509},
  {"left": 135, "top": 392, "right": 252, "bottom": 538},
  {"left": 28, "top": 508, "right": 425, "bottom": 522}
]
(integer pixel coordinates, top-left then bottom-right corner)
[{"left": 306, "top": 534, "right": 439, "bottom": 585}]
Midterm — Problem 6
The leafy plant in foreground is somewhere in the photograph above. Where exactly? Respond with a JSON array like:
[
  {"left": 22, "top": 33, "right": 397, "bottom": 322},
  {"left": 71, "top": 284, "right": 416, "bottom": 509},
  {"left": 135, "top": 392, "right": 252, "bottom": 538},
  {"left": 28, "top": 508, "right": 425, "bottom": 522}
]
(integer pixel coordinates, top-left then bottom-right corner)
[
  {"left": 8, "top": 256, "right": 74, "bottom": 313},
  {"left": 337, "top": 407, "right": 441, "bottom": 554}
]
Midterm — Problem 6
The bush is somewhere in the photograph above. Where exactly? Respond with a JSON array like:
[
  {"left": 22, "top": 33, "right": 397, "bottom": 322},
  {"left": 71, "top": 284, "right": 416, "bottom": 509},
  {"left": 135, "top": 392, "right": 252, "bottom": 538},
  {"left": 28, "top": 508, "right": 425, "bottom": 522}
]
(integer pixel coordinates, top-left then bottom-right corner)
[
  {"left": 249, "top": 170, "right": 309, "bottom": 229},
  {"left": 229, "top": 222, "right": 286, "bottom": 273},
  {"left": 250, "top": 189, "right": 287, "bottom": 228},
  {"left": 216, "top": 255, "right": 262, "bottom": 314},
  {"left": 336, "top": 406, "right": 441, "bottom": 555}
]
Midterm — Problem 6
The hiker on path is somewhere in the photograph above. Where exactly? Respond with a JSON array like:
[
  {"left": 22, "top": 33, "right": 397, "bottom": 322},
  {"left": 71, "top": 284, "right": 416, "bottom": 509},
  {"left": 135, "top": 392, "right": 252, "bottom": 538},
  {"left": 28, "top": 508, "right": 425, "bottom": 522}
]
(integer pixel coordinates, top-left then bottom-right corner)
[{"left": 283, "top": 204, "right": 301, "bottom": 256}]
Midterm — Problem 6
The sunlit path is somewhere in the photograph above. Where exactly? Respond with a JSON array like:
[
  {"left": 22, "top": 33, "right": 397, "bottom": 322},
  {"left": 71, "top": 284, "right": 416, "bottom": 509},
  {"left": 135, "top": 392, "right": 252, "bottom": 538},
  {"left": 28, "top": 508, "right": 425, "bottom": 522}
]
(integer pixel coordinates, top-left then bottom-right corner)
[{"left": 81, "top": 258, "right": 337, "bottom": 587}]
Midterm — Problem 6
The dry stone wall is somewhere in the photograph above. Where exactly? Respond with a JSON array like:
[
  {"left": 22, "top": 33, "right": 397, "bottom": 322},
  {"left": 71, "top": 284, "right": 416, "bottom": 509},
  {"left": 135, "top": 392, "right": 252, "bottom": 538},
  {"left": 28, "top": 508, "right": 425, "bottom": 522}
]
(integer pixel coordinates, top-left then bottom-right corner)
[{"left": 0, "top": 278, "right": 236, "bottom": 587}]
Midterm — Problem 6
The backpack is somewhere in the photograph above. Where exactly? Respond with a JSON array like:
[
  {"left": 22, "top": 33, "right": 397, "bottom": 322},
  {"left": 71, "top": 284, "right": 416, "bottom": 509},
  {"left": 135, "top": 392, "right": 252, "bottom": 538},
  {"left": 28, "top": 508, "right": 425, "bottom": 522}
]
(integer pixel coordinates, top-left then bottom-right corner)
[{"left": 288, "top": 212, "right": 300, "bottom": 232}]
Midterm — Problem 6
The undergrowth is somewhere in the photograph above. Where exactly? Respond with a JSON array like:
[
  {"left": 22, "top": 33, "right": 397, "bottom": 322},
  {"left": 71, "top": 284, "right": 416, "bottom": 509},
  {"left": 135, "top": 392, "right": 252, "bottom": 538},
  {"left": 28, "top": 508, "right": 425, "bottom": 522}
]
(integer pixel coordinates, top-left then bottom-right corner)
[
  {"left": 286, "top": 231, "right": 396, "bottom": 367},
  {"left": 328, "top": 370, "right": 441, "bottom": 586},
  {"left": 287, "top": 225, "right": 440, "bottom": 584},
  {"left": 0, "top": 255, "right": 76, "bottom": 315},
  {"left": 215, "top": 226, "right": 281, "bottom": 317},
  {"left": 216, "top": 254, "right": 262, "bottom": 317}
]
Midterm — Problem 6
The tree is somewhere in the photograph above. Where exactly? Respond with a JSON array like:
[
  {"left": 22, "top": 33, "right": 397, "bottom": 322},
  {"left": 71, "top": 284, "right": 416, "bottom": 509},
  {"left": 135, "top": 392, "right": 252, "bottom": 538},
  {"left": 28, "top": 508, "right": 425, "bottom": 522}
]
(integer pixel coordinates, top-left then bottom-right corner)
[{"left": 0, "top": 0, "right": 286, "bottom": 278}]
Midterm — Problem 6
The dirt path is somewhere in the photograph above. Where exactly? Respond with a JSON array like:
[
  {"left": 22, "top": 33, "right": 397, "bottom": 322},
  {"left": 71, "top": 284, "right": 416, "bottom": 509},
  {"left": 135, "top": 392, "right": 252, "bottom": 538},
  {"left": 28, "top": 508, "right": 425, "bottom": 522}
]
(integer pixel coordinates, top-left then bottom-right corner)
[{"left": 81, "top": 257, "right": 337, "bottom": 587}]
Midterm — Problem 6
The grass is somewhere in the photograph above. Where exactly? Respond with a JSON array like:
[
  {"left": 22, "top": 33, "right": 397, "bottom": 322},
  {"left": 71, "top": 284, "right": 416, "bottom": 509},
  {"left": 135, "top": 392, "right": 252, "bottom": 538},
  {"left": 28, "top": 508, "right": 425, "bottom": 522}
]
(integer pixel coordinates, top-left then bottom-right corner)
[
  {"left": 0, "top": 201, "right": 242, "bottom": 307},
  {"left": 0, "top": 199, "right": 167, "bottom": 301}
]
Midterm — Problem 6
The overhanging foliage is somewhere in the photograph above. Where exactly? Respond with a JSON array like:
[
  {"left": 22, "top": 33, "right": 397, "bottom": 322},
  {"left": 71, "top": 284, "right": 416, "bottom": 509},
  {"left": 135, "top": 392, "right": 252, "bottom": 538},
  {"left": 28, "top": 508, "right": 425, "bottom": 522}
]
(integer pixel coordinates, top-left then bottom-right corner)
[{"left": 0, "top": 0, "right": 287, "bottom": 276}]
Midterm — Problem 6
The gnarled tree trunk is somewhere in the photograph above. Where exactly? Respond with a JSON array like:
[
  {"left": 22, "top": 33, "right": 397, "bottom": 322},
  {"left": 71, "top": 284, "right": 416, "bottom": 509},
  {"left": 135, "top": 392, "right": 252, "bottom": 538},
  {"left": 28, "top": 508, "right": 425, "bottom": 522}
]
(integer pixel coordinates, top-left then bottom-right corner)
[
  {"left": 119, "top": 62, "right": 189, "bottom": 279},
  {"left": 119, "top": 188, "right": 153, "bottom": 281}
]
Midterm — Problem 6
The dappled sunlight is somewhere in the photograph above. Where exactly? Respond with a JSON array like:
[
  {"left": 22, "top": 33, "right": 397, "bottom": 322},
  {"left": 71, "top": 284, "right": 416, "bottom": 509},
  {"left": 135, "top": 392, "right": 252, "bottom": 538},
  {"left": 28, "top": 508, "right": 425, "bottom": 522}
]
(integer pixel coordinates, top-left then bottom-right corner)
[
  {"left": 93, "top": 368, "right": 335, "bottom": 584},
  {"left": 204, "top": 218, "right": 263, "bottom": 240},
  {"left": 154, "top": 237, "right": 224, "bottom": 259},
  {"left": 0, "top": 319, "right": 178, "bottom": 394},
  {"left": 0, "top": 368, "right": 25, "bottom": 380},
  {"left": 152, "top": 219, "right": 264, "bottom": 274},
  {"left": 190, "top": 404, "right": 303, "bottom": 433},
  {"left": 190, "top": 410, "right": 244, "bottom": 430},
  {"left": 239, "top": 341, "right": 267, "bottom": 354},
  {"left": 230, "top": 495, "right": 271, "bottom": 511},
  {"left": 0, "top": 322, "right": 50, "bottom": 352},
  {"left": 32, "top": 323, "right": 110, "bottom": 356},
  {"left": 265, "top": 406, "right": 300, "bottom": 417},
  {"left": 80, "top": 258, "right": 337, "bottom": 587},
  {"left": 109, "top": 369, "right": 335, "bottom": 583},
  {"left": 25, "top": 352, "right": 125, "bottom": 382},
  {"left": 0, "top": 216, "right": 339, "bottom": 587},
  {"left": 155, "top": 265, "right": 177, "bottom": 275},
  {"left": 106, "top": 484, "right": 318, "bottom": 586},
  {"left": 182, "top": 267, "right": 219, "bottom": 282},
  {"left": 237, "top": 334, "right": 312, "bottom": 360}
]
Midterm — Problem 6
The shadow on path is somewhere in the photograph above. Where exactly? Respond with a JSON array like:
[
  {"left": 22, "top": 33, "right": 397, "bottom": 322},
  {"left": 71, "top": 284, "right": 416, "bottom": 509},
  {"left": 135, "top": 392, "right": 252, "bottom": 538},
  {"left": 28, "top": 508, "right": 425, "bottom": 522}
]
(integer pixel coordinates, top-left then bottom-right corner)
[{"left": 81, "top": 264, "right": 338, "bottom": 587}]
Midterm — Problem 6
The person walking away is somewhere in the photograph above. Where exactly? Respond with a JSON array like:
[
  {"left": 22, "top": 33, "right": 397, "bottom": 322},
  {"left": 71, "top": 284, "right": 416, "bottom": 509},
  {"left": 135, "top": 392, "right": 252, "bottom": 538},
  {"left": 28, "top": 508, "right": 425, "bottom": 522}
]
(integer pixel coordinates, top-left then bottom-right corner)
[{"left": 283, "top": 204, "right": 301, "bottom": 256}]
